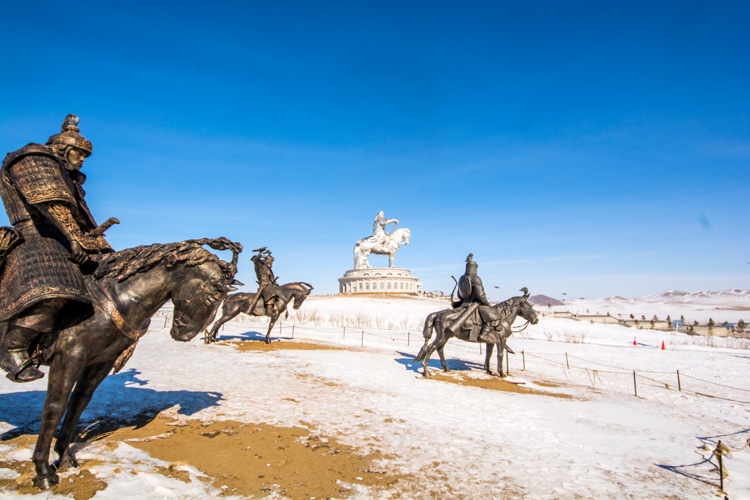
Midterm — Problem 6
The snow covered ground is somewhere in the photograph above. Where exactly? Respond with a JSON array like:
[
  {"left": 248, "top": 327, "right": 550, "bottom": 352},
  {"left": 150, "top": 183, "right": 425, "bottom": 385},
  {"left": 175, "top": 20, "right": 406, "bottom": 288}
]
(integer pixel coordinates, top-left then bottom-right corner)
[{"left": 1, "top": 290, "right": 749, "bottom": 499}]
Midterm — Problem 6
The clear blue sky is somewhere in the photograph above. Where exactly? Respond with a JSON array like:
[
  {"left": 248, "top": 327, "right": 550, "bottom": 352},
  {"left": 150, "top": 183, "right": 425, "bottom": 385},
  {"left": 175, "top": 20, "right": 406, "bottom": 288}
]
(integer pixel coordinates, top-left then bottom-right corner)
[{"left": 1, "top": 1, "right": 748, "bottom": 299}]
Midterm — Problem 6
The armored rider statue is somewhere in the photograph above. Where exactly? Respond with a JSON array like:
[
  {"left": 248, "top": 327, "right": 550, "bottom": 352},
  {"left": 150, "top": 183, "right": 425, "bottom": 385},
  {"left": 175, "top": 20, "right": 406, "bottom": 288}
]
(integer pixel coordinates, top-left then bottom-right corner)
[
  {"left": 446, "top": 253, "right": 502, "bottom": 342},
  {"left": 250, "top": 247, "right": 279, "bottom": 314},
  {"left": 0, "top": 115, "right": 117, "bottom": 382}
]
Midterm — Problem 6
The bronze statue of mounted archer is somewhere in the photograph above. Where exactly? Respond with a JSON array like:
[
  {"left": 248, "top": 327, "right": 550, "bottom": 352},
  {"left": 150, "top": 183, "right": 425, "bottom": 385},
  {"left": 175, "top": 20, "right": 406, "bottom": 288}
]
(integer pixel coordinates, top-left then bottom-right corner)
[{"left": 414, "top": 254, "right": 539, "bottom": 377}]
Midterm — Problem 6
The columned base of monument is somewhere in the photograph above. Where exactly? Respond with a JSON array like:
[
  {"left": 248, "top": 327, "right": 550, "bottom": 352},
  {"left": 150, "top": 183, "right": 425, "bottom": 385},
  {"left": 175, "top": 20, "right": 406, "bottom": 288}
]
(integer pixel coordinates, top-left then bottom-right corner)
[{"left": 338, "top": 268, "right": 422, "bottom": 295}]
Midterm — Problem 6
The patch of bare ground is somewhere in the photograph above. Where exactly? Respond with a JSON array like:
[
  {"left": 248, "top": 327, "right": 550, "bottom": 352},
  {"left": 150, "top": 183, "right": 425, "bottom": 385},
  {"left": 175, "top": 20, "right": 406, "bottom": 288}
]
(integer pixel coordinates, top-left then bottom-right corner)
[
  {"left": 1, "top": 412, "right": 412, "bottom": 498},
  {"left": 229, "top": 340, "right": 347, "bottom": 352},
  {"left": 0, "top": 435, "right": 107, "bottom": 500},
  {"left": 114, "top": 416, "right": 409, "bottom": 498},
  {"left": 430, "top": 373, "right": 574, "bottom": 398}
]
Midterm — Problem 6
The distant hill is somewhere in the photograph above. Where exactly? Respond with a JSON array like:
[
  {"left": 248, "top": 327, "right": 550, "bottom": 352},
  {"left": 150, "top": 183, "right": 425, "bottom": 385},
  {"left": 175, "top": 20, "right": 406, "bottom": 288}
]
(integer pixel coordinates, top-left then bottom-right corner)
[
  {"left": 529, "top": 294, "right": 564, "bottom": 306},
  {"left": 640, "top": 289, "right": 750, "bottom": 305}
]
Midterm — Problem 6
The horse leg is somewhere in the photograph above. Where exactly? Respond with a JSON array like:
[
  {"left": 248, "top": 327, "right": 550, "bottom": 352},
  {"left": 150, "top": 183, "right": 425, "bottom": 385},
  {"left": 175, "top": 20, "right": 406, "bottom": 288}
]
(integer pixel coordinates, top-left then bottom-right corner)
[
  {"left": 420, "top": 342, "right": 438, "bottom": 378},
  {"left": 497, "top": 338, "right": 506, "bottom": 377},
  {"left": 265, "top": 313, "right": 279, "bottom": 344},
  {"left": 413, "top": 312, "right": 436, "bottom": 363},
  {"left": 437, "top": 343, "right": 449, "bottom": 372},
  {"left": 53, "top": 360, "right": 114, "bottom": 470},
  {"left": 208, "top": 310, "right": 239, "bottom": 342},
  {"left": 32, "top": 350, "right": 87, "bottom": 489},
  {"left": 484, "top": 343, "right": 495, "bottom": 375},
  {"left": 422, "top": 321, "right": 451, "bottom": 378}
]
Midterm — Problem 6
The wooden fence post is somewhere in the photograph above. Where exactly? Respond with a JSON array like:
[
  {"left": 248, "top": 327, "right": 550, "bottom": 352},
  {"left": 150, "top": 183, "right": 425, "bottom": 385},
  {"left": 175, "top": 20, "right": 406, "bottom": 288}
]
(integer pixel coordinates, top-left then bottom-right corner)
[
  {"left": 565, "top": 353, "right": 570, "bottom": 369},
  {"left": 522, "top": 350, "right": 526, "bottom": 371},
  {"left": 633, "top": 371, "right": 638, "bottom": 397},
  {"left": 717, "top": 440, "right": 725, "bottom": 493},
  {"left": 677, "top": 370, "right": 681, "bottom": 391},
  {"left": 361, "top": 330, "right": 364, "bottom": 347}
]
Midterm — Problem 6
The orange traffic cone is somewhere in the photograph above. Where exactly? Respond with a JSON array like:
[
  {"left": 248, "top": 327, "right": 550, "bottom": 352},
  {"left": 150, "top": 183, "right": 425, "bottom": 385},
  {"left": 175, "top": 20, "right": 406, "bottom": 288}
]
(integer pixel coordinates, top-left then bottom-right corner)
[
  {"left": 633, "top": 337, "right": 637, "bottom": 346},
  {"left": 661, "top": 340, "right": 665, "bottom": 350}
]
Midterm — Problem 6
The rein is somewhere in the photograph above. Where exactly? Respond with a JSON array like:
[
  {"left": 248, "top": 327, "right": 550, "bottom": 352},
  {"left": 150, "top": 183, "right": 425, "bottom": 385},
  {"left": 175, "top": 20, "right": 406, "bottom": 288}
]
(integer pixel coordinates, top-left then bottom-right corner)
[{"left": 513, "top": 319, "right": 530, "bottom": 332}]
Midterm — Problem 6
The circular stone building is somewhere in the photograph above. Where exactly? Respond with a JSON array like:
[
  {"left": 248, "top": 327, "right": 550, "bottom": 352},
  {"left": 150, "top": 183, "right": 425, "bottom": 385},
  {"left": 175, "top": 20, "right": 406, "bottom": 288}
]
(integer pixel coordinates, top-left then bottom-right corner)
[{"left": 338, "top": 268, "right": 422, "bottom": 295}]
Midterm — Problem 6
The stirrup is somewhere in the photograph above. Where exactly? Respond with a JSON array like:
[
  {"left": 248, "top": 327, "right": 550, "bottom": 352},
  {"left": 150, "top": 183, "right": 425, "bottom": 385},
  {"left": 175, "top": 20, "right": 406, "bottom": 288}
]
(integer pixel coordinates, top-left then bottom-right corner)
[{"left": 10, "top": 357, "right": 43, "bottom": 382}]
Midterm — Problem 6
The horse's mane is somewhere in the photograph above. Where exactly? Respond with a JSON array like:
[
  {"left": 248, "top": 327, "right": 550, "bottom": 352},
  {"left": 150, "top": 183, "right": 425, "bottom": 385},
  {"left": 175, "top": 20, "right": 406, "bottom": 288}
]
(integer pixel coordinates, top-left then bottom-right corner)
[
  {"left": 281, "top": 282, "right": 314, "bottom": 293},
  {"left": 494, "top": 294, "right": 525, "bottom": 316},
  {"left": 94, "top": 238, "right": 239, "bottom": 282}
]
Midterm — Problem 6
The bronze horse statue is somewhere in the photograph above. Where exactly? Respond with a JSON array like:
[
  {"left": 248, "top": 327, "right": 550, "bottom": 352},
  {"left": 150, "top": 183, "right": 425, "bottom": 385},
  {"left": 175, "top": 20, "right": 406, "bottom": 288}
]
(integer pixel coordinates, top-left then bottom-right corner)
[
  {"left": 207, "top": 281, "right": 313, "bottom": 344},
  {"left": 414, "top": 289, "right": 538, "bottom": 378},
  {"left": 0, "top": 237, "right": 242, "bottom": 489}
]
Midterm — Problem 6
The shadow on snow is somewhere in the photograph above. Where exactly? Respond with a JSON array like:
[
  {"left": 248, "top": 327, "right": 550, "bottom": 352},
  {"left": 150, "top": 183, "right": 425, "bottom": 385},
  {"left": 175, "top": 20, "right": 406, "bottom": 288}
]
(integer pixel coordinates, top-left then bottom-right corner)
[
  {"left": 0, "top": 368, "right": 223, "bottom": 439},
  {"left": 393, "top": 351, "right": 484, "bottom": 374}
]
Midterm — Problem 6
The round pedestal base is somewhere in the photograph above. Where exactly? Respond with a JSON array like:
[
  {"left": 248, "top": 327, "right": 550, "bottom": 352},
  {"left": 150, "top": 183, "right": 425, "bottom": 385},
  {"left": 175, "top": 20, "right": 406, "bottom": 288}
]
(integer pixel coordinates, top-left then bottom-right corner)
[{"left": 338, "top": 268, "right": 422, "bottom": 295}]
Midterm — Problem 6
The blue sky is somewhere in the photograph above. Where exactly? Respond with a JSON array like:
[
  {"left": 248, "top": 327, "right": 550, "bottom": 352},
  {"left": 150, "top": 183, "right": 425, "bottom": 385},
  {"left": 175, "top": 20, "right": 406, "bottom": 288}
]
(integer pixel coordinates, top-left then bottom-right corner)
[{"left": 1, "top": 1, "right": 748, "bottom": 299}]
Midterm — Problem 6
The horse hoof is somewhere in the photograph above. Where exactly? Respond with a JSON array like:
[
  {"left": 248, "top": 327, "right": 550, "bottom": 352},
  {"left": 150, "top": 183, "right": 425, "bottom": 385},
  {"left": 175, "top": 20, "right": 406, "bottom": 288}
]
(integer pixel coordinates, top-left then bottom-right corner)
[
  {"left": 34, "top": 472, "right": 59, "bottom": 490},
  {"left": 55, "top": 456, "right": 79, "bottom": 470}
]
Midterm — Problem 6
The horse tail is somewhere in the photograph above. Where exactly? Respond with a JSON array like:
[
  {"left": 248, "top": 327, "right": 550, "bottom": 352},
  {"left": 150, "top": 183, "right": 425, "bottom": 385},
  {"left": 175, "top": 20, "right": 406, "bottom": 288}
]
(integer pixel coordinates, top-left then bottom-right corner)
[{"left": 413, "top": 312, "right": 437, "bottom": 362}]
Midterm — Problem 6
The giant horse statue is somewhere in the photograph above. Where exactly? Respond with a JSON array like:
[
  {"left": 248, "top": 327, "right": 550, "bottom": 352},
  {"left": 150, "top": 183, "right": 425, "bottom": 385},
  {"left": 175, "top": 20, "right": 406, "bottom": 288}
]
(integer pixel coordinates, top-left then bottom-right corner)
[
  {"left": 0, "top": 237, "right": 242, "bottom": 489},
  {"left": 414, "top": 288, "right": 538, "bottom": 378},
  {"left": 207, "top": 281, "right": 314, "bottom": 344}
]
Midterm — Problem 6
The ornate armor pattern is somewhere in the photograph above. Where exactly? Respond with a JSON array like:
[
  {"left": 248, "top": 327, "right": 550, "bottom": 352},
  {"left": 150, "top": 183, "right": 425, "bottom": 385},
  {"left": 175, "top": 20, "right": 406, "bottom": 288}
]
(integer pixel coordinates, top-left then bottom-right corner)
[{"left": 0, "top": 145, "right": 95, "bottom": 321}]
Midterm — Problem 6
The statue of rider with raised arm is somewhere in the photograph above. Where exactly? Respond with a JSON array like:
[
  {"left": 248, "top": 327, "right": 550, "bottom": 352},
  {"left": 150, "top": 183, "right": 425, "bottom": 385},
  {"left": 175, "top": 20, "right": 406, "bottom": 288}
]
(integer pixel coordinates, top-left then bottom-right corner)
[
  {"left": 446, "top": 253, "right": 503, "bottom": 342},
  {"left": 363, "top": 211, "right": 398, "bottom": 247},
  {"left": 0, "top": 115, "right": 118, "bottom": 382},
  {"left": 250, "top": 247, "right": 279, "bottom": 314}
]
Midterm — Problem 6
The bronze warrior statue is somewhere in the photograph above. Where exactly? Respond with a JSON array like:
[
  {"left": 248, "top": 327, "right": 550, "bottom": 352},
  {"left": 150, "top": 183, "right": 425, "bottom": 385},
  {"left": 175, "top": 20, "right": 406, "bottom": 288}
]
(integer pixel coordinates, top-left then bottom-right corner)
[
  {"left": 250, "top": 247, "right": 280, "bottom": 314},
  {"left": 0, "top": 114, "right": 118, "bottom": 382},
  {"left": 446, "top": 253, "right": 503, "bottom": 342}
]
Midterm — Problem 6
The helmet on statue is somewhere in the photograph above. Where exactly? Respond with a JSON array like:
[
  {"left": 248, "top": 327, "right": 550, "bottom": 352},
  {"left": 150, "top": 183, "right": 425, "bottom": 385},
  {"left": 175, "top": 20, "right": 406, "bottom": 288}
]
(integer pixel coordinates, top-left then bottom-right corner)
[{"left": 46, "top": 114, "right": 93, "bottom": 158}]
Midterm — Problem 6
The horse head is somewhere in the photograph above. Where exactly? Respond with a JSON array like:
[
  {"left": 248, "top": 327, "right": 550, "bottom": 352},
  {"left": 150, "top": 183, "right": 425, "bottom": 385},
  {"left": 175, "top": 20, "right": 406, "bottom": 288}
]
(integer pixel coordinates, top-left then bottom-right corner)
[
  {"left": 169, "top": 238, "right": 243, "bottom": 341},
  {"left": 396, "top": 228, "right": 410, "bottom": 245},
  {"left": 289, "top": 282, "right": 314, "bottom": 310},
  {"left": 516, "top": 287, "right": 539, "bottom": 325}
]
